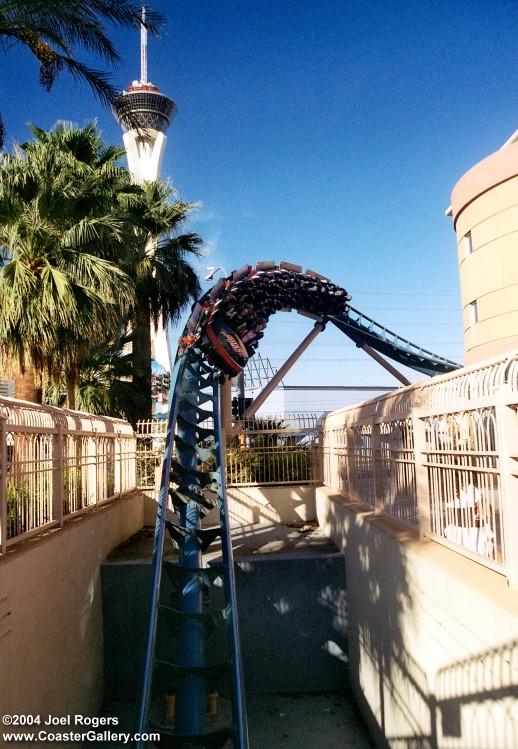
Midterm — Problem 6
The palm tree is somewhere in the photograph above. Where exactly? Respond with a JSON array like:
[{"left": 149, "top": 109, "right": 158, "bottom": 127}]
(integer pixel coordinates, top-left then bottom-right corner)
[
  {"left": 122, "top": 180, "right": 204, "bottom": 421},
  {"left": 0, "top": 0, "right": 165, "bottom": 147},
  {"left": 36, "top": 126, "right": 203, "bottom": 418},
  {"left": 0, "top": 122, "right": 135, "bottom": 407},
  {"left": 76, "top": 334, "right": 146, "bottom": 420},
  {"left": 45, "top": 331, "right": 147, "bottom": 421},
  {"left": 0, "top": 122, "right": 204, "bottom": 416}
]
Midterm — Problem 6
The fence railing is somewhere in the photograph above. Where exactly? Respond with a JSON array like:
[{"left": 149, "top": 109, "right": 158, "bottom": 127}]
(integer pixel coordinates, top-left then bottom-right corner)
[
  {"left": 321, "top": 349, "right": 518, "bottom": 583},
  {"left": 135, "top": 414, "right": 320, "bottom": 492},
  {"left": 226, "top": 414, "right": 319, "bottom": 486},
  {"left": 135, "top": 418, "right": 168, "bottom": 495},
  {"left": 7, "top": 350, "right": 512, "bottom": 575},
  {"left": 0, "top": 398, "right": 136, "bottom": 554}
]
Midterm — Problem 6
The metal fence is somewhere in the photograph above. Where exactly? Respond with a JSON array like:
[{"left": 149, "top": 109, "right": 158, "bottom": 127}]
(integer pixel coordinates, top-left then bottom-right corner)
[
  {"left": 321, "top": 351, "right": 518, "bottom": 582},
  {"left": 226, "top": 414, "right": 319, "bottom": 486},
  {"left": 6, "top": 350, "right": 514, "bottom": 578},
  {"left": 0, "top": 399, "right": 136, "bottom": 553},
  {"left": 136, "top": 414, "right": 320, "bottom": 492},
  {"left": 136, "top": 418, "right": 168, "bottom": 495}
]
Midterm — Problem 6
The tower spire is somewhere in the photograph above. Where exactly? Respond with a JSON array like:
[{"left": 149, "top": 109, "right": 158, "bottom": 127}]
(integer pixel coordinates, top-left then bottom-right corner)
[
  {"left": 140, "top": 6, "right": 147, "bottom": 84},
  {"left": 112, "top": 12, "right": 176, "bottom": 145}
]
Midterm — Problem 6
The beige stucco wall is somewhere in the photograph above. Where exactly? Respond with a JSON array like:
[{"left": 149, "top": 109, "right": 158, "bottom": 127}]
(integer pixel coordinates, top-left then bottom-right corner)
[
  {"left": 451, "top": 144, "right": 518, "bottom": 365},
  {"left": 0, "top": 492, "right": 145, "bottom": 747},
  {"left": 316, "top": 485, "right": 518, "bottom": 749},
  {"left": 143, "top": 485, "right": 317, "bottom": 528},
  {"left": 226, "top": 485, "right": 316, "bottom": 525}
]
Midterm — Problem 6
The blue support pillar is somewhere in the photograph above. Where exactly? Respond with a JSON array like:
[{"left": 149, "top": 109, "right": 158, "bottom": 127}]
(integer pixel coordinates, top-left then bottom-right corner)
[{"left": 174, "top": 361, "right": 208, "bottom": 742}]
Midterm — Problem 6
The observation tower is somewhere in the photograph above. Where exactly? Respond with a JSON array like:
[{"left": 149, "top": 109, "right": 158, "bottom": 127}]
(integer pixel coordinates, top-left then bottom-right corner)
[
  {"left": 112, "top": 9, "right": 176, "bottom": 183},
  {"left": 113, "top": 9, "right": 175, "bottom": 385}
]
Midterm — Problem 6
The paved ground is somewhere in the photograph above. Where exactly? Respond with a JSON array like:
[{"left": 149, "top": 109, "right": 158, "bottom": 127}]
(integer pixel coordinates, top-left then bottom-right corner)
[
  {"left": 106, "top": 520, "right": 340, "bottom": 563},
  {"left": 85, "top": 691, "right": 375, "bottom": 748},
  {"left": 246, "top": 691, "right": 375, "bottom": 748}
]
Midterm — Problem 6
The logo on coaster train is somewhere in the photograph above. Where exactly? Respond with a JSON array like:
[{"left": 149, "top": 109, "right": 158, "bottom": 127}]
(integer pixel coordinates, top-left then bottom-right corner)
[{"left": 205, "top": 319, "right": 249, "bottom": 376}]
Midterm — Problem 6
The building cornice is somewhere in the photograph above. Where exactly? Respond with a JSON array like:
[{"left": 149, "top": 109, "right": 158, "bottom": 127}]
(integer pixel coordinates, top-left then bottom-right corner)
[{"left": 451, "top": 140, "right": 518, "bottom": 229}]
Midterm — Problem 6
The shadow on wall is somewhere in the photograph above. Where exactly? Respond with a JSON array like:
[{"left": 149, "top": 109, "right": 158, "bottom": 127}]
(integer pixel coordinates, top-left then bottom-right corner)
[
  {"left": 328, "top": 501, "right": 416, "bottom": 748},
  {"left": 320, "top": 498, "right": 518, "bottom": 749},
  {"left": 435, "top": 639, "right": 518, "bottom": 748},
  {"left": 102, "top": 521, "right": 348, "bottom": 700},
  {"left": 226, "top": 485, "right": 315, "bottom": 526},
  {"left": 226, "top": 488, "right": 279, "bottom": 525},
  {"left": 232, "top": 554, "right": 349, "bottom": 693}
]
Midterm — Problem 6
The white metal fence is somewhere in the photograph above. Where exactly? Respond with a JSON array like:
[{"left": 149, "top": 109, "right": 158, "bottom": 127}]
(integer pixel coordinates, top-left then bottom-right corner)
[
  {"left": 321, "top": 350, "right": 518, "bottom": 582},
  {"left": 6, "top": 348, "right": 517, "bottom": 582},
  {"left": 135, "top": 414, "right": 320, "bottom": 492},
  {"left": 136, "top": 418, "right": 168, "bottom": 495},
  {"left": 0, "top": 398, "right": 136, "bottom": 553},
  {"left": 226, "top": 414, "right": 319, "bottom": 486}
]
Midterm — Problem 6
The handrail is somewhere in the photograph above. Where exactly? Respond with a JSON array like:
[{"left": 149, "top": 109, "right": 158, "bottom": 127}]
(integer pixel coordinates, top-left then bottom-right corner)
[
  {"left": 321, "top": 350, "right": 518, "bottom": 583},
  {"left": 0, "top": 398, "right": 136, "bottom": 552}
]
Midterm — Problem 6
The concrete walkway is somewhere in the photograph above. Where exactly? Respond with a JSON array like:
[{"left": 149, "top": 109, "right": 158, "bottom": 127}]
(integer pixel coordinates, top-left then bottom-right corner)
[
  {"left": 246, "top": 691, "right": 374, "bottom": 748},
  {"left": 105, "top": 519, "right": 341, "bottom": 563},
  {"left": 85, "top": 690, "right": 374, "bottom": 748}
]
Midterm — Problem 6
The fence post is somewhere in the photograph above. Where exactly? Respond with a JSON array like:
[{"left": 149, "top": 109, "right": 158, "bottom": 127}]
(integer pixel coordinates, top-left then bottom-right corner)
[
  {"left": 88, "top": 429, "right": 97, "bottom": 507},
  {"left": 116, "top": 430, "right": 122, "bottom": 497},
  {"left": 53, "top": 426, "right": 64, "bottom": 527},
  {"left": 133, "top": 432, "right": 138, "bottom": 490},
  {"left": 338, "top": 426, "right": 347, "bottom": 495},
  {"left": 346, "top": 422, "right": 357, "bottom": 499},
  {"left": 412, "top": 404, "right": 430, "bottom": 538},
  {"left": 315, "top": 425, "right": 323, "bottom": 485},
  {"left": 494, "top": 384, "right": 518, "bottom": 585},
  {"left": 0, "top": 412, "right": 7, "bottom": 554},
  {"left": 372, "top": 417, "right": 384, "bottom": 513}
]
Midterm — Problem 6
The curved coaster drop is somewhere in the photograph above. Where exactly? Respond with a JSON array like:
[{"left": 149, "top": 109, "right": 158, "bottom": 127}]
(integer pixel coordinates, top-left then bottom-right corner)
[{"left": 135, "top": 261, "right": 460, "bottom": 747}]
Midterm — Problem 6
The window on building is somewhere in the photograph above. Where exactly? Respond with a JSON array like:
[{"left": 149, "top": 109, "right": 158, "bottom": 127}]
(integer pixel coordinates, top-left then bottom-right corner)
[
  {"left": 464, "top": 231, "right": 473, "bottom": 255},
  {"left": 469, "top": 300, "right": 478, "bottom": 325}
]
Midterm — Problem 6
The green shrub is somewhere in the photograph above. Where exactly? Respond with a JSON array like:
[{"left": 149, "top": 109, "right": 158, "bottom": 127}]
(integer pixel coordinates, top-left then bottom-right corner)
[{"left": 6, "top": 482, "right": 29, "bottom": 538}]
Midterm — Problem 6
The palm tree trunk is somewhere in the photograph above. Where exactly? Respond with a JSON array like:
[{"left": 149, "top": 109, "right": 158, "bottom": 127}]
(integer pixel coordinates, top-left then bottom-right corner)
[
  {"left": 66, "top": 365, "right": 80, "bottom": 411},
  {"left": 132, "top": 306, "right": 153, "bottom": 424},
  {"left": 14, "top": 367, "right": 42, "bottom": 403}
]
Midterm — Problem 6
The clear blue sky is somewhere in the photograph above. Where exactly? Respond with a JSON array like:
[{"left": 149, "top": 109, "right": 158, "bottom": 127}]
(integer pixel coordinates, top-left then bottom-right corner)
[{"left": 2, "top": 0, "right": 518, "bottom": 402}]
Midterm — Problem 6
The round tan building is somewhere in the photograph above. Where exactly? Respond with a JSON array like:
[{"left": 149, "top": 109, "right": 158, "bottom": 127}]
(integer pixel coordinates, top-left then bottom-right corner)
[{"left": 450, "top": 132, "right": 518, "bottom": 365}]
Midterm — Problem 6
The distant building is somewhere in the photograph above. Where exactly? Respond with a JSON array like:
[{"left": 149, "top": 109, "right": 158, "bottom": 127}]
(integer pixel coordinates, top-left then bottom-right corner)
[
  {"left": 251, "top": 385, "right": 397, "bottom": 419},
  {"left": 449, "top": 130, "right": 518, "bottom": 365},
  {"left": 112, "top": 6, "right": 176, "bottom": 186}
]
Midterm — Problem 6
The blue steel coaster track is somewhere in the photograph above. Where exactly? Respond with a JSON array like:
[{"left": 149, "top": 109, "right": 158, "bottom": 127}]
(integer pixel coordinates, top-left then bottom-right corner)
[{"left": 135, "top": 261, "right": 460, "bottom": 748}]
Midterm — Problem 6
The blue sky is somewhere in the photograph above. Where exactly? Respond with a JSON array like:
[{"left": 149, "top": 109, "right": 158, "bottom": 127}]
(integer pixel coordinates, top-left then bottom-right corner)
[{"left": 2, "top": 0, "right": 518, "bottom": 403}]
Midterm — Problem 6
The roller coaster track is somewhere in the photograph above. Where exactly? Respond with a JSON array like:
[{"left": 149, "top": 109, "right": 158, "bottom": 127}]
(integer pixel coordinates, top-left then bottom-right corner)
[
  {"left": 135, "top": 261, "right": 460, "bottom": 747},
  {"left": 329, "top": 306, "right": 459, "bottom": 377}
]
